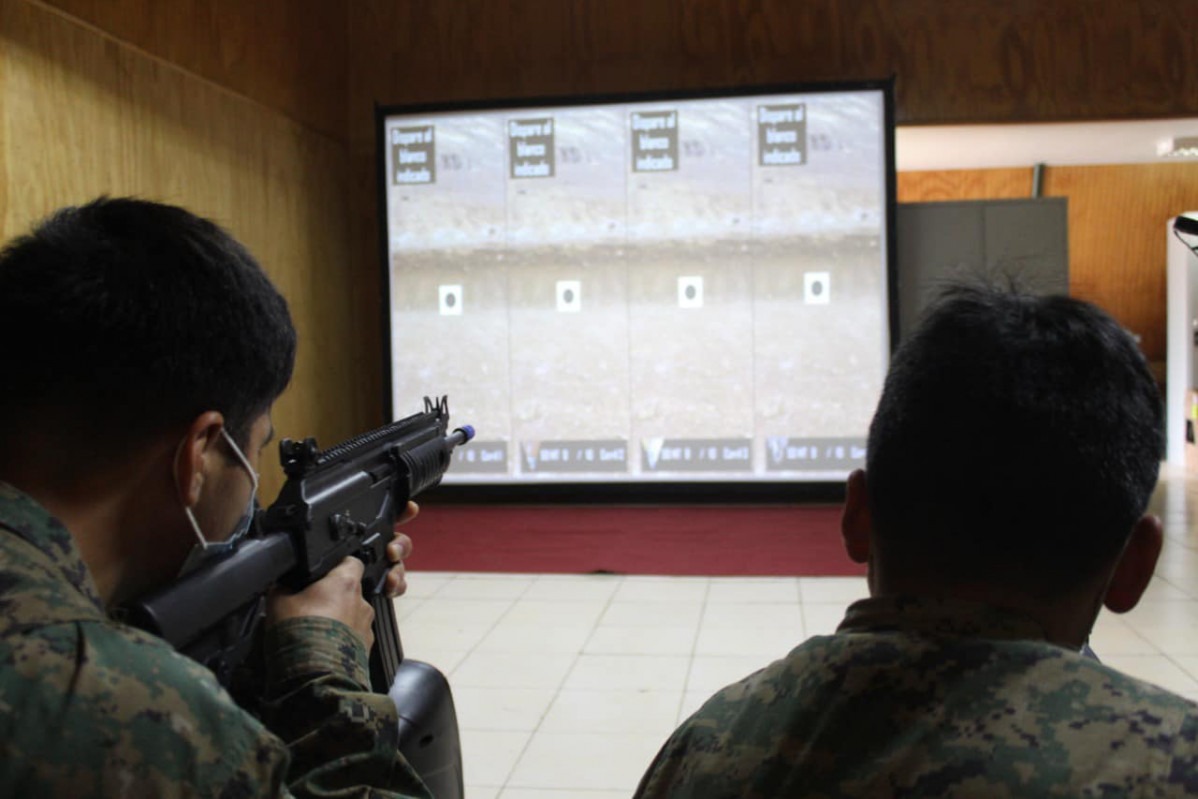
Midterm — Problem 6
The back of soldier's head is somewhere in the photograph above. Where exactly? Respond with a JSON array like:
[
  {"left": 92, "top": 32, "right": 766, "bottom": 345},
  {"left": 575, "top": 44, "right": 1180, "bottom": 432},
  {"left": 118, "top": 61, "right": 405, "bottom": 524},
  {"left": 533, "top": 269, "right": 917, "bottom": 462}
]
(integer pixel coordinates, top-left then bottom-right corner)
[
  {"left": 866, "top": 283, "right": 1163, "bottom": 598},
  {"left": 0, "top": 197, "right": 296, "bottom": 458}
]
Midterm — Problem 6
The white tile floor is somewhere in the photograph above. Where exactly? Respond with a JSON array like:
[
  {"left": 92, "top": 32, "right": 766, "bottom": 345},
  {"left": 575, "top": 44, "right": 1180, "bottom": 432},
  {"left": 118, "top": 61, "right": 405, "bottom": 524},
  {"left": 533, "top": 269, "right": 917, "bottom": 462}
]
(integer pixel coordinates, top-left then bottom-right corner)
[{"left": 397, "top": 466, "right": 1198, "bottom": 797}]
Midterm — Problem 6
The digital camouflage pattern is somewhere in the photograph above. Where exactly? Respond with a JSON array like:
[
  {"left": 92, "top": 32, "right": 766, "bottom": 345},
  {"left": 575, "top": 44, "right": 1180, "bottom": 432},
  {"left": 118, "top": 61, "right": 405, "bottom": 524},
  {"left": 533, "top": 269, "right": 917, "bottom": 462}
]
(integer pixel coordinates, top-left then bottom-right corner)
[
  {"left": 636, "top": 596, "right": 1198, "bottom": 798},
  {"left": 0, "top": 481, "right": 430, "bottom": 798}
]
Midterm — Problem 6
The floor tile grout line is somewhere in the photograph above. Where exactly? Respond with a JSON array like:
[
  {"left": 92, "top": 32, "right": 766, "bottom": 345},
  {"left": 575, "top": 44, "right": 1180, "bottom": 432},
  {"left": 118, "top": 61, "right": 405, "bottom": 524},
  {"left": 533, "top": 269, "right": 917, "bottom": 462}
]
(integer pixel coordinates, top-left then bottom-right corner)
[
  {"left": 1150, "top": 571, "right": 1198, "bottom": 600},
  {"left": 393, "top": 572, "right": 456, "bottom": 626},
  {"left": 799, "top": 584, "right": 814, "bottom": 640},
  {"left": 445, "top": 574, "right": 541, "bottom": 681},
  {"left": 452, "top": 575, "right": 565, "bottom": 795},
  {"left": 1120, "top": 623, "right": 1156, "bottom": 652},
  {"left": 1162, "top": 651, "right": 1198, "bottom": 687},
  {"left": 794, "top": 577, "right": 805, "bottom": 640},
  {"left": 576, "top": 575, "right": 627, "bottom": 655},
  {"left": 431, "top": 577, "right": 530, "bottom": 797},
  {"left": 676, "top": 577, "right": 713, "bottom": 724},
  {"left": 496, "top": 573, "right": 628, "bottom": 791},
  {"left": 429, "top": 573, "right": 457, "bottom": 599}
]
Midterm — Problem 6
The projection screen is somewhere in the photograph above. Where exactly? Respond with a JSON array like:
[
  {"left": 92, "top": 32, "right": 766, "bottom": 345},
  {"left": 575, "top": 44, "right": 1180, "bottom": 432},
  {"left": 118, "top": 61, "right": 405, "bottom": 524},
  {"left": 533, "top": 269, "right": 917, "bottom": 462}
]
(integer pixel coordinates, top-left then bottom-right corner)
[{"left": 378, "top": 81, "right": 895, "bottom": 492}]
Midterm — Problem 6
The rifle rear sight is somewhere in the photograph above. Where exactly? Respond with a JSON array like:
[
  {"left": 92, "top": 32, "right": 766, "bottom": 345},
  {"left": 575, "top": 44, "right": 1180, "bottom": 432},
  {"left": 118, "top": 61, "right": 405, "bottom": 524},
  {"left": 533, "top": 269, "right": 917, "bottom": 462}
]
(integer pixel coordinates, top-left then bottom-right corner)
[{"left": 280, "top": 437, "right": 321, "bottom": 478}]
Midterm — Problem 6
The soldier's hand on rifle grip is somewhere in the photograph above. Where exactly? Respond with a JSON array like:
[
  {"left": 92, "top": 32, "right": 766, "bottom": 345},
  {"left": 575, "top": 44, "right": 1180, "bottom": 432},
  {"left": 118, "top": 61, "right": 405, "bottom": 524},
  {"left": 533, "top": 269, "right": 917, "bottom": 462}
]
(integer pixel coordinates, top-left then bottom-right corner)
[
  {"left": 384, "top": 501, "right": 420, "bottom": 599},
  {"left": 267, "top": 558, "right": 377, "bottom": 649}
]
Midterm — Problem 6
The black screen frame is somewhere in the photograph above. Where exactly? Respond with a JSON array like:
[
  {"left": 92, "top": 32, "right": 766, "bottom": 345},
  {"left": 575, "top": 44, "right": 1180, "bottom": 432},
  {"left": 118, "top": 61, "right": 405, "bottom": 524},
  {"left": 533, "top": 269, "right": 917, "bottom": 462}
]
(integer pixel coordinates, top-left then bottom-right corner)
[{"left": 375, "top": 77, "right": 897, "bottom": 505}]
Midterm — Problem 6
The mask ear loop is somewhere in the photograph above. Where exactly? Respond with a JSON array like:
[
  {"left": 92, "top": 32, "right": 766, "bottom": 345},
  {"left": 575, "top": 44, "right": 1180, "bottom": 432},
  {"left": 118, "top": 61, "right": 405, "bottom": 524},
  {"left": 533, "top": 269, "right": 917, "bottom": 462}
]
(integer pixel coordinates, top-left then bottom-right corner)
[
  {"left": 219, "top": 428, "right": 260, "bottom": 496},
  {"left": 218, "top": 429, "right": 260, "bottom": 548},
  {"left": 173, "top": 436, "right": 211, "bottom": 548}
]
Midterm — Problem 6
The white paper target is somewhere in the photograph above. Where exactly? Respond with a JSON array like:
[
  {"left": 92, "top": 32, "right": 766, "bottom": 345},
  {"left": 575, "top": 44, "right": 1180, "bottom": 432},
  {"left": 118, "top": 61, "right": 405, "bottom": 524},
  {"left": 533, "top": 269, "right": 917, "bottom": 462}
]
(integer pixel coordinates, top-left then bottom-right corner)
[
  {"left": 678, "top": 275, "right": 704, "bottom": 309},
  {"left": 439, "top": 284, "right": 463, "bottom": 315},
  {"left": 804, "top": 272, "right": 830, "bottom": 305},
  {"left": 557, "top": 280, "right": 582, "bottom": 312}
]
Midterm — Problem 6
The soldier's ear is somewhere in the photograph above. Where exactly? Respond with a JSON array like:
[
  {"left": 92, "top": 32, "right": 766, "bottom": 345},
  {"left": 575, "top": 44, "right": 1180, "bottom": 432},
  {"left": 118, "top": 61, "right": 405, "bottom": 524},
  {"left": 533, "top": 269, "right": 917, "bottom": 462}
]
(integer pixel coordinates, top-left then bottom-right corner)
[
  {"left": 1104, "top": 515, "right": 1163, "bottom": 614},
  {"left": 842, "top": 469, "right": 871, "bottom": 564},
  {"left": 173, "top": 411, "right": 225, "bottom": 508}
]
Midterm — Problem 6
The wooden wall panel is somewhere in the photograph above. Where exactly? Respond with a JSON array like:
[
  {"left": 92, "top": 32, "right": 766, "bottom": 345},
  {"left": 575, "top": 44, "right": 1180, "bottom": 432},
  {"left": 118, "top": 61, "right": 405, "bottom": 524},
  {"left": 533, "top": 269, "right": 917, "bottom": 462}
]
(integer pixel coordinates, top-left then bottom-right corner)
[
  {"left": 38, "top": 0, "right": 347, "bottom": 141},
  {"left": 359, "top": 1, "right": 851, "bottom": 105},
  {"left": 897, "top": 169, "right": 1033, "bottom": 203},
  {"left": 1045, "top": 162, "right": 1198, "bottom": 363},
  {"left": 350, "top": 0, "right": 1198, "bottom": 126},
  {"left": 840, "top": 0, "right": 1196, "bottom": 124},
  {"left": 1, "top": 0, "right": 361, "bottom": 498},
  {"left": 898, "top": 163, "right": 1198, "bottom": 366}
]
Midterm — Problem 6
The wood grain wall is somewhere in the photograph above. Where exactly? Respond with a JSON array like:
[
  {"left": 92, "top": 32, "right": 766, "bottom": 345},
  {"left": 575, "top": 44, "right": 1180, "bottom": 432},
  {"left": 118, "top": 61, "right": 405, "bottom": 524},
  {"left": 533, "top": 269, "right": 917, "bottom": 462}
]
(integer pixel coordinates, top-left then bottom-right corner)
[
  {"left": 348, "top": 0, "right": 1198, "bottom": 125},
  {"left": 38, "top": 0, "right": 348, "bottom": 141},
  {"left": 0, "top": 0, "right": 359, "bottom": 498}
]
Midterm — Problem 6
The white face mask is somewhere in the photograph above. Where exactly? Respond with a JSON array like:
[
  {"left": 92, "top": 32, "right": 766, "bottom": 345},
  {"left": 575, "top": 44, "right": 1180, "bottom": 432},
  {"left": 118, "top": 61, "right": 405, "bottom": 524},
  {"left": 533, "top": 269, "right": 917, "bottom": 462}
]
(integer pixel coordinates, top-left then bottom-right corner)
[{"left": 177, "top": 428, "right": 259, "bottom": 577}]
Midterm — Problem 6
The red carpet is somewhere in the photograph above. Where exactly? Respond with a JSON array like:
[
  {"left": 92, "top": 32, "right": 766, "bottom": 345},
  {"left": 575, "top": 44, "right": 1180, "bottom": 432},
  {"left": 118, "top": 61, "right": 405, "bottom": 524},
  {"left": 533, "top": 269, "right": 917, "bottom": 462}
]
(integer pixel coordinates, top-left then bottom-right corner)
[{"left": 405, "top": 505, "right": 865, "bottom": 577}]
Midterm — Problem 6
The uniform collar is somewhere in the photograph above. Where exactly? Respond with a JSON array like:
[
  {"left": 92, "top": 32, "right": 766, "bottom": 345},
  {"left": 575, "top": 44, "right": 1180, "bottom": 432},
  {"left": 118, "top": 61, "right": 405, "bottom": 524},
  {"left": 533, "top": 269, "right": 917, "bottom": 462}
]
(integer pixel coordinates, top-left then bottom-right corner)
[
  {"left": 0, "top": 480, "right": 105, "bottom": 614},
  {"left": 837, "top": 595, "right": 1050, "bottom": 643}
]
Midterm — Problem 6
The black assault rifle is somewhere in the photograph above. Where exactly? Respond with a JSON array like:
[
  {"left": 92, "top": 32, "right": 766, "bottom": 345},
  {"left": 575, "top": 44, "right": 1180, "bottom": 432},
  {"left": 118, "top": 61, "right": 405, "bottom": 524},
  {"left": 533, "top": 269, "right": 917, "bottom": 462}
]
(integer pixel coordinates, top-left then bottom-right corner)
[{"left": 125, "top": 396, "right": 473, "bottom": 798}]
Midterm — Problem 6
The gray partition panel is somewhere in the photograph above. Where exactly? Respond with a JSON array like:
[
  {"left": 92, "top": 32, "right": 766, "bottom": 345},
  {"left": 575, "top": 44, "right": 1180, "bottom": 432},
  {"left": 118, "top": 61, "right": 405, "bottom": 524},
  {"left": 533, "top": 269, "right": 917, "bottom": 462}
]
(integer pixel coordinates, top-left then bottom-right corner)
[{"left": 895, "top": 198, "right": 1068, "bottom": 342}]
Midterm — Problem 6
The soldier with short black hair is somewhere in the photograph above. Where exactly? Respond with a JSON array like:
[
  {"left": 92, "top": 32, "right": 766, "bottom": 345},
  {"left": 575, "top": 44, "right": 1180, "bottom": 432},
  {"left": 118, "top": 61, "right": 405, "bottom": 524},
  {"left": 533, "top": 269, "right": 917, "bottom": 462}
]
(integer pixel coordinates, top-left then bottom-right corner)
[
  {"left": 0, "top": 198, "right": 430, "bottom": 798},
  {"left": 636, "top": 284, "right": 1198, "bottom": 796}
]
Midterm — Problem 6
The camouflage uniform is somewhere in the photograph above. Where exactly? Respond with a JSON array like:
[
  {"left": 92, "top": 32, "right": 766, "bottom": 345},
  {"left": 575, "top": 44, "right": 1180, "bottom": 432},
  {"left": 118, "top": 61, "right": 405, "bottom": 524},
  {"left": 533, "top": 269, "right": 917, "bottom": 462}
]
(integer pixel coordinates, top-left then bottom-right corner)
[
  {"left": 0, "top": 482, "right": 430, "bottom": 798},
  {"left": 636, "top": 596, "right": 1198, "bottom": 798}
]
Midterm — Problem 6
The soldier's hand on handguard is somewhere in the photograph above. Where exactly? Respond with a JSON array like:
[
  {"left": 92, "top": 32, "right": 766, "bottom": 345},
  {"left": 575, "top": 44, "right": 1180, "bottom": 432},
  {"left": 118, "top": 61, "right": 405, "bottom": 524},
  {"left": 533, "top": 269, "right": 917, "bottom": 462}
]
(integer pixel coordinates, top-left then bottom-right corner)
[
  {"left": 268, "top": 558, "right": 377, "bottom": 648},
  {"left": 384, "top": 501, "right": 419, "bottom": 599}
]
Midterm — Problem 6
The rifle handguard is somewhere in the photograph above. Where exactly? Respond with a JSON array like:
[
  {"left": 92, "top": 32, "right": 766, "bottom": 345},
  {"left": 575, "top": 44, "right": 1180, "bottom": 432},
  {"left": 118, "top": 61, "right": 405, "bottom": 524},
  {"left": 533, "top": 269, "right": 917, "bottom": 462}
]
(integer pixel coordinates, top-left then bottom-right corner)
[{"left": 401, "top": 426, "right": 475, "bottom": 496}]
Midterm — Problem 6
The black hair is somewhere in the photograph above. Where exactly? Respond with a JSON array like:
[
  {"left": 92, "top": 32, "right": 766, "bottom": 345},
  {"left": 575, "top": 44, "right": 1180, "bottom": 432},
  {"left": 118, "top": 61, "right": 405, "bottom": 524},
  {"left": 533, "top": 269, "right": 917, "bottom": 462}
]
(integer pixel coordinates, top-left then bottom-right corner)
[
  {"left": 0, "top": 197, "right": 296, "bottom": 451},
  {"left": 866, "top": 283, "right": 1164, "bottom": 596}
]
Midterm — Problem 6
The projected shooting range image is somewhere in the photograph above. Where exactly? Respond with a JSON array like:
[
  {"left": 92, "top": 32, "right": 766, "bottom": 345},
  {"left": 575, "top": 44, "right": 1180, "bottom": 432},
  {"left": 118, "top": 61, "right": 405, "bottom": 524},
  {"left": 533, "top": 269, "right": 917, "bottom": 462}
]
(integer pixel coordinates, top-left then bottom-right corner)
[{"left": 384, "top": 88, "right": 889, "bottom": 484}]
